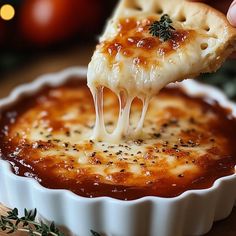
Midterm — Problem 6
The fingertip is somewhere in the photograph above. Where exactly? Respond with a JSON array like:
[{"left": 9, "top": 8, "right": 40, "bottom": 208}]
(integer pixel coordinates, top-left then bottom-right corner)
[{"left": 227, "top": 2, "right": 236, "bottom": 27}]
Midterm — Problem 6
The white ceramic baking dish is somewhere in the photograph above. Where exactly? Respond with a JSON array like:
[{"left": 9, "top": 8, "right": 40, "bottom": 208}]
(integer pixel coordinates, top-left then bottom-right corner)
[{"left": 0, "top": 67, "right": 236, "bottom": 236}]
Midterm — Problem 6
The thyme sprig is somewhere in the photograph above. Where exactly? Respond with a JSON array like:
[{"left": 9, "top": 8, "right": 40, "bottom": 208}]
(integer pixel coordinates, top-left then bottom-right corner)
[
  {"left": 149, "top": 14, "right": 175, "bottom": 42},
  {"left": 0, "top": 208, "right": 101, "bottom": 236},
  {"left": 0, "top": 208, "right": 64, "bottom": 236}
]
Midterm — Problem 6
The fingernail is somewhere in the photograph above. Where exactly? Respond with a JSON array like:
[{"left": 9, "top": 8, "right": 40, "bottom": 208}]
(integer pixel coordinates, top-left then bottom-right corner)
[{"left": 228, "top": 3, "right": 236, "bottom": 26}]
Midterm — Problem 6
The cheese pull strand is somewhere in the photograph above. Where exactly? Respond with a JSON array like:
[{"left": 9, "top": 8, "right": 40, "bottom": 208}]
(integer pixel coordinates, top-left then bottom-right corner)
[
  {"left": 91, "top": 86, "right": 149, "bottom": 143},
  {"left": 135, "top": 97, "right": 150, "bottom": 135}
]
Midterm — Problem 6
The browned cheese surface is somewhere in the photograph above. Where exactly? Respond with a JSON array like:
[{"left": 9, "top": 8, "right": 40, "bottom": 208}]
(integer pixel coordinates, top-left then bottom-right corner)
[
  {"left": 0, "top": 78, "right": 236, "bottom": 200},
  {"left": 101, "top": 17, "right": 193, "bottom": 68}
]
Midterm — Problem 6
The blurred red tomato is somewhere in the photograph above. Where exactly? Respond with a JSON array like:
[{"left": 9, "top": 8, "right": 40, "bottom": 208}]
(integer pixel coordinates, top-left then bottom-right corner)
[{"left": 19, "top": 0, "right": 102, "bottom": 46}]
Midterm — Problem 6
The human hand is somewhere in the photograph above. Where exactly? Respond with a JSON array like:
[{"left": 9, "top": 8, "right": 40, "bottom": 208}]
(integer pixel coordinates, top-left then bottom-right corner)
[{"left": 228, "top": 0, "right": 236, "bottom": 26}]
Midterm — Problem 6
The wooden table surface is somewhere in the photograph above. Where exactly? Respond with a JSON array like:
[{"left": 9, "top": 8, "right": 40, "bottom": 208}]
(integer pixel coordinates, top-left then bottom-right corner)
[{"left": 0, "top": 44, "right": 236, "bottom": 236}]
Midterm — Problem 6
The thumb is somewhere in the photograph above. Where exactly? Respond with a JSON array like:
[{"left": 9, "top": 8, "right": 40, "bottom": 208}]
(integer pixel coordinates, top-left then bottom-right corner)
[{"left": 227, "top": 0, "right": 236, "bottom": 26}]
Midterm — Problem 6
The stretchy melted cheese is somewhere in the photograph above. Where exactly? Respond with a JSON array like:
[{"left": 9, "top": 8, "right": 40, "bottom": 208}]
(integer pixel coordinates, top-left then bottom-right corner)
[
  {"left": 1, "top": 79, "right": 236, "bottom": 200},
  {"left": 88, "top": 0, "right": 236, "bottom": 142},
  {"left": 88, "top": 17, "right": 201, "bottom": 142},
  {"left": 88, "top": 17, "right": 199, "bottom": 97}
]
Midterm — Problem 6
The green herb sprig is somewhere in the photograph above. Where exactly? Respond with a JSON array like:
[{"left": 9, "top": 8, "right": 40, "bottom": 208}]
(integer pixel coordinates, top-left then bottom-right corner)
[
  {"left": 0, "top": 208, "right": 101, "bottom": 236},
  {"left": 149, "top": 14, "right": 175, "bottom": 42},
  {"left": 0, "top": 208, "right": 64, "bottom": 236}
]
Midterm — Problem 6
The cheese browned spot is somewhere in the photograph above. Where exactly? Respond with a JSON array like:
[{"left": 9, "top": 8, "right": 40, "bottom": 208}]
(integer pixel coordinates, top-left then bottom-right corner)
[
  {"left": 0, "top": 79, "right": 236, "bottom": 200},
  {"left": 102, "top": 18, "right": 192, "bottom": 70}
]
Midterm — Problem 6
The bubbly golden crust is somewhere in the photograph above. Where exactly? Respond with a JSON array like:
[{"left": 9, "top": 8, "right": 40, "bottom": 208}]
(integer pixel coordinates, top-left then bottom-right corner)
[{"left": 1, "top": 79, "right": 236, "bottom": 200}]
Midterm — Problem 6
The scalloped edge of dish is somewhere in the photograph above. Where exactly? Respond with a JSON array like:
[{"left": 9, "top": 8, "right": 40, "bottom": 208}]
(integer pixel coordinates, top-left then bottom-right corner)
[{"left": 0, "top": 67, "right": 236, "bottom": 236}]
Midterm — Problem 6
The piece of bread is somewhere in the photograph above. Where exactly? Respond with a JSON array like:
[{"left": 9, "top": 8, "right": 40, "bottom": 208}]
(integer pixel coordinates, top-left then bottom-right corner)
[{"left": 87, "top": 0, "right": 236, "bottom": 97}]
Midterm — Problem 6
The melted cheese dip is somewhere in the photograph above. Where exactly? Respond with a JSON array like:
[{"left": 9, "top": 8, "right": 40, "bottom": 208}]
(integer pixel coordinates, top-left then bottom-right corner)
[{"left": 1, "top": 79, "right": 236, "bottom": 200}]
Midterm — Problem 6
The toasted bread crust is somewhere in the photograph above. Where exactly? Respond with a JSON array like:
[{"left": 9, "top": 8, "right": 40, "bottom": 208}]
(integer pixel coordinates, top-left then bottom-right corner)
[{"left": 108, "top": 0, "right": 236, "bottom": 71}]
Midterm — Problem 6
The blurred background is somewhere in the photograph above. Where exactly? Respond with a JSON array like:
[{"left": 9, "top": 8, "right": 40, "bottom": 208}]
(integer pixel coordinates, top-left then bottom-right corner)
[
  {"left": 0, "top": 0, "right": 118, "bottom": 97},
  {"left": 0, "top": 0, "right": 117, "bottom": 70},
  {"left": 0, "top": 0, "right": 235, "bottom": 100}
]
